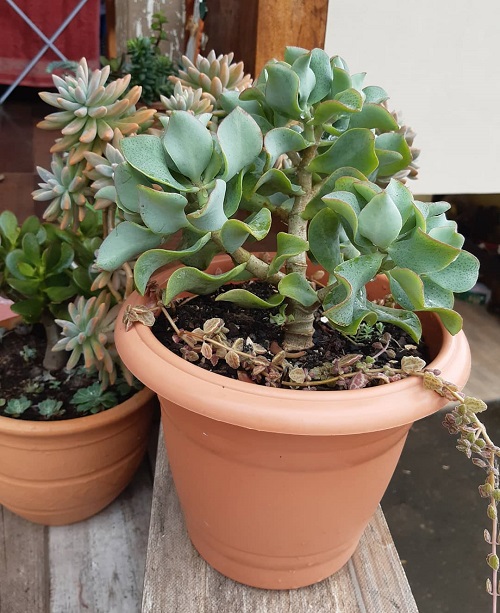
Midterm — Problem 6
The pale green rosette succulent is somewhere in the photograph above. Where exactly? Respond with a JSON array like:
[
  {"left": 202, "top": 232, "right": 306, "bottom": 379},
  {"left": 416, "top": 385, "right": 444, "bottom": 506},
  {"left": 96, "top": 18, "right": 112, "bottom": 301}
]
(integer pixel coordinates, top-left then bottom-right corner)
[{"left": 37, "top": 58, "right": 156, "bottom": 164}]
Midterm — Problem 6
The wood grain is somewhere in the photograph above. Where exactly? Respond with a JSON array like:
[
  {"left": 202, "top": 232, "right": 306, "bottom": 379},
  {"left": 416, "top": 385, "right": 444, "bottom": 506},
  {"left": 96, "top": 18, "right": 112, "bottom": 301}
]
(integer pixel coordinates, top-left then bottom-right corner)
[
  {"left": 142, "top": 435, "right": 419, "bottom": 612},
  {"left": 49, "top": 460, "right": 153, "bottom": 613},
  {"left": 204, "top": 0, "right": 329, "bottom": 77},
  {"left": 0, "top": 506, "right": 49, "bottom": 613}
]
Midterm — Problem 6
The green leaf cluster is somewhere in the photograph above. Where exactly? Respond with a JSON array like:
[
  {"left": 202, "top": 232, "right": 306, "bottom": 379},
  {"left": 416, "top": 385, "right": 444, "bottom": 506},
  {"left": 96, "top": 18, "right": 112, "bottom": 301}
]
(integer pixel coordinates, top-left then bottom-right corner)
[
  {"left": 95, "top": 46, "right": 479, "bottom": 343},
  {"left": 0, "top": 211, "right": 99, "bottom": 324}
]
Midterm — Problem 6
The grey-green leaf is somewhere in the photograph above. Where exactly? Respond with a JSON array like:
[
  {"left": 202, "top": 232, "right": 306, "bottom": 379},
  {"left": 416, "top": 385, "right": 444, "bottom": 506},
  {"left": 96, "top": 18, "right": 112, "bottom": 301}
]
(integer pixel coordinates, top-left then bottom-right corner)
[
  {"left": 278, "top": 273, "right": 318, "bottom": 307},
  {"left": 163, "top": 111, "right": 214, "bottom": 182},
  {"left": 164, "top": 263, "right": 248, "bottom": 304},
  {"left": 134, "top": 234, "right": 211, "bottom": 294},
  {"left": 96, "top": 222, "right": 164, "bottom": 271},
  {"left": 215, "top": 288, "right": 284, "bottom": 309},
  {"left": 138, "top": 186, "right": 189, "bottom": 234},
  {"left": 218, "top": 108, "right": 263, "bottom": 181}
]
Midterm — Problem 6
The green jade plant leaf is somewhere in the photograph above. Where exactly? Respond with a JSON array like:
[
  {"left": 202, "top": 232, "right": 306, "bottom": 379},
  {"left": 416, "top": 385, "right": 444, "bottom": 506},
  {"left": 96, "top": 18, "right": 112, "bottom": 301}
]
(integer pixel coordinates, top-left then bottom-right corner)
[{"left": 96, "top": 46, "right": 479, "bottom": 352}]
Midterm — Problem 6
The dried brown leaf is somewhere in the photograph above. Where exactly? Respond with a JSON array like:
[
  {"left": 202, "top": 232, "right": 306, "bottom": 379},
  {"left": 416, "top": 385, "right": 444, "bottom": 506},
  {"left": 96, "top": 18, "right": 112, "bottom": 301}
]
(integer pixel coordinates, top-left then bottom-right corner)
[{"left": 225, "top": 350, "right": 240, "bottom": 369}]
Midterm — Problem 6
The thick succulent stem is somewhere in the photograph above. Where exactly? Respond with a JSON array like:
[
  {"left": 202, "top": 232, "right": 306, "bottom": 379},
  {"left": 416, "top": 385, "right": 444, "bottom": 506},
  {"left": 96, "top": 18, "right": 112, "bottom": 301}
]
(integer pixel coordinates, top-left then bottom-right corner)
[
  {"left": 41, "top": 313, "right": 67, "bottom": 371},
  {"left": 282, "top": 144, "right": 318, "bottom": 352},
  {"left": 210, "top": 232, "right": 284, "bottom": 286}
]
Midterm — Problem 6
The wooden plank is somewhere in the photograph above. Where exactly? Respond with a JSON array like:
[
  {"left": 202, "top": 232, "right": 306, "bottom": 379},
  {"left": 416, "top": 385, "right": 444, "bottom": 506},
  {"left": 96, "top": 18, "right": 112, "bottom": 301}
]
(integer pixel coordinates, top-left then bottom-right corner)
[
  {"left": 49, "top": 459, "right": 153, "bottom": 613},
  {"left": 143, "top": 435, "right": 418, "bottom": 612},
  {"left": 114, "top": 0, "right": 185, "bottom": 60},
  {"left": 455, "top": 300, "right": 500, "bottom": 401},
  {"left": 203, "top": 0, "right": 329, "bottom": 77},
  {"left": 0, "top": 506, "right": 49, "bottom": 613}
]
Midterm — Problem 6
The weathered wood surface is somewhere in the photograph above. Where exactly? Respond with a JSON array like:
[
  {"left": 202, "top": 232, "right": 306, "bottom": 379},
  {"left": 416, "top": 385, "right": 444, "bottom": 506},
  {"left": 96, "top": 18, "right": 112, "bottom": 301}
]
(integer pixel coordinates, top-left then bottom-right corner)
[
  {"left": 0, "top": 458, "right": 153, "bottom": 613},
  {"left": 114, "top": 0, "right": 185, "bottom": 60},
  {"left": 0, "top": 506, "right": 48, "bottom": 613},
  {"left": 142, "top": 436, "right": 419, "bottom": 613},
  {"left": 204, "top": 0, "right": 329, "bottom": 77},
  {"left": 455, "top": 300, "right": 500, "bottom": 401}
]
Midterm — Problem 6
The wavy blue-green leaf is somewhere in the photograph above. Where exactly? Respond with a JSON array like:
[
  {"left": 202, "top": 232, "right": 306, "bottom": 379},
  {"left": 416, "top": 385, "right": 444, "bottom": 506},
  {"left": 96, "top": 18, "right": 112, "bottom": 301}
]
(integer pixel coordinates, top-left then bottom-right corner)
[
  {"left": 387, "top": 268, "right": 425, "bottom": 310},
  {"left": 307, "top": 48, "right": 334, "bottom": 104},
  {"left": 254, "top": 168, "right": 303, "bottom": 196},
  {"left": 357, "top": 192, "right": 402, "bottom": 249},
  {"left": 138, "top": 186, "right": 189, "bottom": 234},
  {"left": 374, "top": 132, "right": 412, "bottom": 177},
  {"left": 220, "top": 208, "right": 271, "bottom": 253},
  {"left": 218, "top": 108, "right": 263, "bottom": 181},
  {"left": 418, "top": 307, "right": 463, "bottom": 336},
  {"left": 215, "top": 288, "right": 284, "bottom": 309},
  {"left": 163, "top": 263, "right": 248, "bottom": 304},
  {"left": 388, "top": 228, "right": 460, "bottom": 274},
  {"left": 96, "top": 222, "right": 164, "bottom": 271},
  {"left": 302, "top": 167, "right": 367, "bottom": 220},
  {"left": 308, "top": 208, "right": 342, "bottom": 274},
  {"left": 163, "top": 111, "right": 214, "bottom": 182},
  {"left": 267, "top": 232, "right": 309, "bottom": 276},
  {"left": 426, "top": 251, "right": 479, "bottom": 293},
  {"left": 113, "top": 162, "right": 150, "bottom": 214},
  {"left": 321, "top": 190, "right": 361, "bottom": 240},
  {"left": 308, "top": 128, "right": 378, "bottom": 176},
  {"left": 278, "top": 273, "right": 318, "bottom": 307},
  {"left": 367, "top": 302, "right": 422, "bottom": 342},
  {"left": 134, "top": 234, "right": 211, "bottom": 294},
  {"left": 264, "top": 62, "right": 302, "bottom": 119},
  {"left": 348, "top": 103, "right": 399, "bottom": 131},
  {"left": 121, "top": 135, "right": 194, "bottom": 191},
  {"left": 322, "top": 253, "right": 384, "bottom": 326},
  {"left": 264, "top": 127, "right": 309, "bottom": 167},
  {"left": 187, "top": 179, "right": 228, "bottom": 231},
  {"left": 224, "top": 171, "right": 244, "bottom": 217}
]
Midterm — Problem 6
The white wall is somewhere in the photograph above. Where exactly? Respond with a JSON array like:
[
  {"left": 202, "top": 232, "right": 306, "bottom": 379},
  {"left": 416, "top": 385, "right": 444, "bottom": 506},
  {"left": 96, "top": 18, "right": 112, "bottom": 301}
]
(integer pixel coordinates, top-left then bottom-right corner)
[{"left": 325, "top": 1, "right": 500, "bottom": 195}]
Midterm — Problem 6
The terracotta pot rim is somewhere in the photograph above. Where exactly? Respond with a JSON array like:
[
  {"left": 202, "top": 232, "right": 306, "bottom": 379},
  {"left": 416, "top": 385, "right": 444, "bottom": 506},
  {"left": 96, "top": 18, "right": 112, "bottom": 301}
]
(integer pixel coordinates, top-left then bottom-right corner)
[
  {"left": 0, "top": 386, "right": 154, "bottom": 438},
  {"left": 115, "top": 257, "right": 471, "bottom": 435}
]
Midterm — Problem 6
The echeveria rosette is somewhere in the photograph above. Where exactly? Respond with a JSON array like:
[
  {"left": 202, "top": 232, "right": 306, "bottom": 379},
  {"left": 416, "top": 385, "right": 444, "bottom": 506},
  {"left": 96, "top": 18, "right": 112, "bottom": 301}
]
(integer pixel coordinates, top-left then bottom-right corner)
[
  {"left": 171, "top": 51, "right": 253, "bottom": 107},
  {"left": 37, "top": 58, "right": 156, "bottom": 164},
  {"left": 33, "top": 153, "right": 91, "bottom": 230},
  {"left": 53, "top": 291, "right": 132, "bottom": 389},
  {"left": 95, "top": 46, "right": 479, "bottom": 350}
]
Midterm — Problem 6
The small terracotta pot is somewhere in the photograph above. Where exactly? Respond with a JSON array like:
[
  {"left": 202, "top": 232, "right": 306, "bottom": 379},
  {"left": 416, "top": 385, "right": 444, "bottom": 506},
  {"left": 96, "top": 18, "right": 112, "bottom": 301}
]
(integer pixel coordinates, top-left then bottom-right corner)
[
  {"left": 115, "top": 255, "right": 471, "bottom": 589},
  {"left": 0, "top": 387, "right": 156, "bottom": 525}
]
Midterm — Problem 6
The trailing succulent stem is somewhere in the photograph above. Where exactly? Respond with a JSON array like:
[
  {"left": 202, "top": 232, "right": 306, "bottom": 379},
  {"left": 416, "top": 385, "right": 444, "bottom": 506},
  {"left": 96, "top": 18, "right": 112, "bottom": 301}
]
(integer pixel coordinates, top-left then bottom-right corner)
[{"left": 402, "top": 358, "right": 500, "bottom": 612}]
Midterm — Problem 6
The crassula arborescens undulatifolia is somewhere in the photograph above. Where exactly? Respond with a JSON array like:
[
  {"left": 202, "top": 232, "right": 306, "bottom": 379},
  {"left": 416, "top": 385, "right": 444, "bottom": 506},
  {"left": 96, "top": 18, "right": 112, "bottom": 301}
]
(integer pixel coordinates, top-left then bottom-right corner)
[{"left": 96, "top": 46, "right": 479, "bottom": 352}]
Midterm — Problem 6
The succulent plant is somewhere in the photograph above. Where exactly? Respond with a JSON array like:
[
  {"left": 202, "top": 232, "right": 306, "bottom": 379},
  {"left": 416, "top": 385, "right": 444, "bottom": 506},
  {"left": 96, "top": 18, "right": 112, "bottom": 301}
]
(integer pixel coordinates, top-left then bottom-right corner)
[
  {"left": 84, "top": 131, "right": 125, "bottom": 211},
  {"left": 32, "top": 153, "right": 91, "bottom": 229},
  {"left": 97, "top": 46, "right": 479, "bottom": 353},
  {"left": 160, "top": 81, "right": 213, "bottom": 115},
  {"left": 172, "top": 51, "right": 252, "bottom": 106},
  {"left": 376, "top": 107, "right": 420, "bottom": 187},
  {"left": 53, "top": 291, "right": 130, "bottom": 388},
  {"left": 37, "top": 58, "right": 156, "bottom": 164}
]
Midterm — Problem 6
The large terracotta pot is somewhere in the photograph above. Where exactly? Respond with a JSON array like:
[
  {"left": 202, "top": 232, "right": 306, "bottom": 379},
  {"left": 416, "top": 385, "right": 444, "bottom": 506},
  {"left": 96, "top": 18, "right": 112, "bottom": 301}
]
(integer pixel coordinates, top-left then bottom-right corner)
[
  {"left": 0, "top": 386, "right": 156, "bottom": 525},
  {"left": 115, "top": 255, "right": 471, "bottom": 589}
]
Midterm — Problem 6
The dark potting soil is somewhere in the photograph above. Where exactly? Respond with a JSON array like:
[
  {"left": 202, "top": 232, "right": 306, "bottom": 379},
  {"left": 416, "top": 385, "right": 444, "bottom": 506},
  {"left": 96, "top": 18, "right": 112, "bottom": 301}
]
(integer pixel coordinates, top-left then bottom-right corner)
[
  {"left": 0, "top": 324, "right": 138, "bottom": 421},
  {"left": 152, "top": 280, "right": 430, "bottom": 390}
]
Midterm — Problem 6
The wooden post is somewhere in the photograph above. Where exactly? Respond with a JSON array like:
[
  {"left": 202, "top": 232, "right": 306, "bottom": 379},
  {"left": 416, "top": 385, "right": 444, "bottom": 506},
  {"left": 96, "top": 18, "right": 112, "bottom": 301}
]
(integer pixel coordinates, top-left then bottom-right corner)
[
  {"left": 203, "top": 0, "right": 329, "bottom": 77},
  {"left": 113, "top": 0, "right": 186, "bottom": 61}
]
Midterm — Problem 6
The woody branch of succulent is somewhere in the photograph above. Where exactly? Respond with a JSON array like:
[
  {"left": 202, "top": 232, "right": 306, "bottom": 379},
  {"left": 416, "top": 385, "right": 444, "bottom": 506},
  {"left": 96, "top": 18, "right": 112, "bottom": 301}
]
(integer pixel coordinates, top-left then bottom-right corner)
[{"left": 96, "top": 46, "right": 479, "bottom": 354}]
